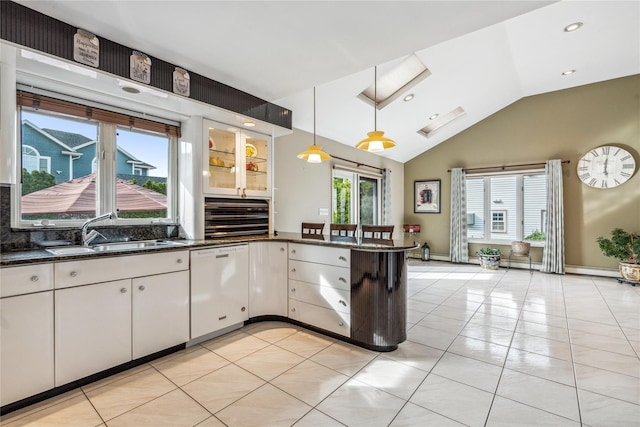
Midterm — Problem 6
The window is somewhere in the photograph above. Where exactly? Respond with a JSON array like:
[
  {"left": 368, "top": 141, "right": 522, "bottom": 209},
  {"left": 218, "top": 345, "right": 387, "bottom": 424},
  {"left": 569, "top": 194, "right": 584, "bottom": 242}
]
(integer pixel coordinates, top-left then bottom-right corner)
[
  {"left": 466, "top": 172, "right": 546, "bottom": 242},
  {"left": 491, "top": 210, "right": 507, "bottom": 232},
  {"left": 332, "top": 167, "right": 382, "bottom": 226},
  {"left": 16, "top": 91, "right": 178, "bottom": 226}
]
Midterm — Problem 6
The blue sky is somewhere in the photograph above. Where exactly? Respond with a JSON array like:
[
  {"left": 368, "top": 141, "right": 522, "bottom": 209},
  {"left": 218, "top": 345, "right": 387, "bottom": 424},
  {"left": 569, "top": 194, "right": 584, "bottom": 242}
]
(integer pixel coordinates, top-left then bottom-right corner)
[{"left": 22, "top": 110, "right": 169, "bottom": 177}]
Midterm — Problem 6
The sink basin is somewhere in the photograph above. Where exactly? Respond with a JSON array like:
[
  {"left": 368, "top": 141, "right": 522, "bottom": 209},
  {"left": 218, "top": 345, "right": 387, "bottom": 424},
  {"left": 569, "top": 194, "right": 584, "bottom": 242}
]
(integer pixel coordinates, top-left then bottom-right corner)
[
  {"left": 45, "top": 246, "right": 96, "bottom": 256},
  {"left": 45, "top": 240, "right": 186, "bottom": 256},
  {"left": 91, "top": 240, "right": 186, "bottom": 252}
]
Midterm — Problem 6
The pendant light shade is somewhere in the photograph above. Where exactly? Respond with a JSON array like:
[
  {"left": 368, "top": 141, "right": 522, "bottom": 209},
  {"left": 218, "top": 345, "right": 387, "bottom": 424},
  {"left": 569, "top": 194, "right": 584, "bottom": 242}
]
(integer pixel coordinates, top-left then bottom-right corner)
[
  {"left": 297, "top": 87, "right": 331, "bottom": 163},
  {"left": 297, "top": 144, "right": 331, "bottom": 163},
  {"left": 356, "top": 66, "right": 396, "bottom": 152}
]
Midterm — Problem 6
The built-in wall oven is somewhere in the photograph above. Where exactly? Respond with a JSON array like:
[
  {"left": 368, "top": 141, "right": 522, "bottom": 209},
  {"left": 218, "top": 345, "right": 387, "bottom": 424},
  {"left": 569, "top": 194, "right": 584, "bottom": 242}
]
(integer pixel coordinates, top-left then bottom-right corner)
[{"left": 203, "top": 197, "right": 269, "bottom": 239}]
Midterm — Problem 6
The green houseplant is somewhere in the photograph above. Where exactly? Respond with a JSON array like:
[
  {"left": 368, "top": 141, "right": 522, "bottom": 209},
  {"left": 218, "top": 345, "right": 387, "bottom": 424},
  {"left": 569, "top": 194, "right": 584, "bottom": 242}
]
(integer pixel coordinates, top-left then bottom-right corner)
[
  {"left": 596, "top": 228, "right": 640, "bottom": 283},
  {"left": 477, "top": 247, "right": 502, "bottom": 270}
]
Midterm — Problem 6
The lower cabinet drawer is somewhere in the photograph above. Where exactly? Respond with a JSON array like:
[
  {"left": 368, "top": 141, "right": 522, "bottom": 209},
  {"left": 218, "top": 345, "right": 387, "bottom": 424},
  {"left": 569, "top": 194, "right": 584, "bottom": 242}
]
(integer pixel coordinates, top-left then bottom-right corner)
[
  {"left": 289, "top": 279, "right": 350, "bottom": 314},
  {"left": 289, "top": 299, "right": 350, "bottom": 338},
  {"left": 288, "top": 260, "right": 350, "bottom": 291}
]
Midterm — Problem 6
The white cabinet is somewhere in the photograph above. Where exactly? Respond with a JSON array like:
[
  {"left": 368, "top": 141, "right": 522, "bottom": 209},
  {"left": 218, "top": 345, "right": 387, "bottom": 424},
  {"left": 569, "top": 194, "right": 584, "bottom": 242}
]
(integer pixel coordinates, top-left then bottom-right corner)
[
  {"left": 287, "top": 244, "right": 351, "bottom": 337},
  {"left": 132, "top": 271, "right": 190, "bottom": 359},
  {"left": 54, "top": 251, "right": 190, "bottom": 386},
  {"left": 249, "top": 241, "right": 288, "bottom": 317},
  {"left": 54, "top": 250, "right": 188, "bottom": 289},
  {"left": 191, "top": 245, "right": 249, "bottom": 339},
  {"left": 203, "top": 119, "right": 272, "bottom": 198},
  {"left": 1, "top": 291, "right": 54, "bottom": 406},
  {"left": 1, "top": 263, "right": 53, "bottom": 297},
  {"left": 55, "top": 279, "right": 132, "bottom": 386}
]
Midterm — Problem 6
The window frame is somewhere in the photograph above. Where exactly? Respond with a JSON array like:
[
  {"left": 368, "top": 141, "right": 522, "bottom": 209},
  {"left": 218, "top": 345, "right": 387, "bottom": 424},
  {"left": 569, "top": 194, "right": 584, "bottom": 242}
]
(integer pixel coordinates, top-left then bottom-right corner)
[
  {"left": 14, "top": 93, "right": 179, "bottom": 228},
  {"left": 466, "top": 170, "right": 546, "bottom": 245},
  {"left": 331, "top": 165, "right": 383, "bottom": 227}
]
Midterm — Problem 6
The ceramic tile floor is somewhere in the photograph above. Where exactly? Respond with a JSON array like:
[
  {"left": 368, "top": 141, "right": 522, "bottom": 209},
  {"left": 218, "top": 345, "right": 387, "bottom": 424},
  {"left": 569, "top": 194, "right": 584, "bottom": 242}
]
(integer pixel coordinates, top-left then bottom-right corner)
[{"left": 2, "top": 261, "right": 639, "bottom": 426}]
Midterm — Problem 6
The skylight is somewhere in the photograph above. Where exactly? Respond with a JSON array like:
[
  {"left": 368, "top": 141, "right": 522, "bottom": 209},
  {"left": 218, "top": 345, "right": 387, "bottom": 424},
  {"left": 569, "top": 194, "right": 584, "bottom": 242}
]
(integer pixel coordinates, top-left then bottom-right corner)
[
  {"left": 418, "top": 107, "right": 465, "bottom": 138},
  {"left": 359, "top": 54, "right": 431, "bottom": 109}
]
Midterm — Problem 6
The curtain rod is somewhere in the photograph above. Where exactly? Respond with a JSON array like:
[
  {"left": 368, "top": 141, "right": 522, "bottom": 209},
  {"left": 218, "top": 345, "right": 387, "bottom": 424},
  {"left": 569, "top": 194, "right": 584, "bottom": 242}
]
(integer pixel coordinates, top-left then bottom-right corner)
[
  {"left": 329, "top": 154, "right": 386, "bottom": 172},
  {"left": 447, "top": 160, "right": 570, "bottom": 173}
]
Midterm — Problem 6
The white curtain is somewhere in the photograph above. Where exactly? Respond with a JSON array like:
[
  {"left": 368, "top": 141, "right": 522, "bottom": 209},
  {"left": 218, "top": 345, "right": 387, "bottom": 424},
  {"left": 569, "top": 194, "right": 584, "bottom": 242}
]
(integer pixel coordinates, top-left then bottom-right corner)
[
  {"left": 541, "top": 159, "right": 565, "bottom": 274},
  {"left": 449, "top": 168, "right": 468, "bottom": 263},
  {"left": 382, "top": 168, "right": 391, "bottom": 224}
]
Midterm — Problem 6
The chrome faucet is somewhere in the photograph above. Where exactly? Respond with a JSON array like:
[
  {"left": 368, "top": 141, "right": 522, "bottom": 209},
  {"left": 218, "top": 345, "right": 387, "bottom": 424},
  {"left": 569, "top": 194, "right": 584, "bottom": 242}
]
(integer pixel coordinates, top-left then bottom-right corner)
[{"left": 81, "top": 212, "right": 117, "bottom": 246}]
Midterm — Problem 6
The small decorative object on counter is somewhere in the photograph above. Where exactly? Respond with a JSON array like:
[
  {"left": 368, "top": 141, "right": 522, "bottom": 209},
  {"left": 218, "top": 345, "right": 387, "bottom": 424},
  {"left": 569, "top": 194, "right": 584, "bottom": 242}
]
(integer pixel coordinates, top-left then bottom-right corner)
[{"left": 421, "top": 241, "right": 430, "bottom": 261}]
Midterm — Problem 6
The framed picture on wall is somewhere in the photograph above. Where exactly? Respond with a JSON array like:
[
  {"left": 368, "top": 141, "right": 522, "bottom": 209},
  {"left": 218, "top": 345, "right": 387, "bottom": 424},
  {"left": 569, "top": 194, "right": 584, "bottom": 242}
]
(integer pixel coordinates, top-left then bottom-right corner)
[{"left": 414, "top": 179, "right": 441, "bottom": 213}]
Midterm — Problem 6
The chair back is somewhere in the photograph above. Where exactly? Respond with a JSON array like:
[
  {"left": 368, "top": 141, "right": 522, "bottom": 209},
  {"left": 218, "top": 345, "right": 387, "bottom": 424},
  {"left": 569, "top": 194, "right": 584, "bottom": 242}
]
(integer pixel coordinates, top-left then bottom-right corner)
[
  {"left": 301, "top": 222, "right": 324, "bottom": 236},
  {"left": 329, "top": 223, "right": 357, "bottom": 237},
  {"left": 361, "top": 225, "right": 395, "bottom": 240}
]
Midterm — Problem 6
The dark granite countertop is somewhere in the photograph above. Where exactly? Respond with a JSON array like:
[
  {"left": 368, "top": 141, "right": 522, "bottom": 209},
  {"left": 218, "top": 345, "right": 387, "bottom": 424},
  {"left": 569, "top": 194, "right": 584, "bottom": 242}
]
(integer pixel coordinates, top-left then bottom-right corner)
[{"left": 1, "top": 233, "right": 418, "bottom": 267}]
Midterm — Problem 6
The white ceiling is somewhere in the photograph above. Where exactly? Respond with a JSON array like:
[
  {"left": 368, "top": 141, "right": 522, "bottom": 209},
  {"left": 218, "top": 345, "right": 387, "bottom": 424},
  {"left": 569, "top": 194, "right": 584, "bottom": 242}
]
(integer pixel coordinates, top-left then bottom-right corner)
[{"left": 13, "top": 1, "right": 640, "bottom": 163}]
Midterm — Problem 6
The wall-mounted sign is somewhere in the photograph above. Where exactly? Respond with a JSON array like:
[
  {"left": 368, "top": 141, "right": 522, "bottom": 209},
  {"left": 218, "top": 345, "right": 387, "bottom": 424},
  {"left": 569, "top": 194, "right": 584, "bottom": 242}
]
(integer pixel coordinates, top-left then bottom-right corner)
[
  {"left": 130, "top": 51, "right": 151, "bottom": 84},
  {"left": 173, "top": 67, "right": 190, "bottom": 97},
  {"left": 73, "top": 29, "right": 99, "bottom": 67}
]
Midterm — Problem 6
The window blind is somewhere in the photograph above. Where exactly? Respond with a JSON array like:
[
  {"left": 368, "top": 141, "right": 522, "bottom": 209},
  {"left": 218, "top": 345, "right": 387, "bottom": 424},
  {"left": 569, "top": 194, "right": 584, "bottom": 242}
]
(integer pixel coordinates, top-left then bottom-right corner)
[{"left": 16, "top": 90, "right": 181, "bottom": 137}]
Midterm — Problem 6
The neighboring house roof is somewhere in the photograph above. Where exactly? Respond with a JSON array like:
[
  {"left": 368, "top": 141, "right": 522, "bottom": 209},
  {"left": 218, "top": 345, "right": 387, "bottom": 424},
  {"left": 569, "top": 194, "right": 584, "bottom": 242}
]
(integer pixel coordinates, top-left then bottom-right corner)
[
  {"left": 22, "top": 120, "right": 75, "bottom": 152},
  {"left": 41, "top": 128, "right": 93, "bottom": 148},
  {"left": 21, "top": 174, "right": 166, "bottom": 215},
  {"left": 22, "top": 120, "right": 156, "bottom": 170}
]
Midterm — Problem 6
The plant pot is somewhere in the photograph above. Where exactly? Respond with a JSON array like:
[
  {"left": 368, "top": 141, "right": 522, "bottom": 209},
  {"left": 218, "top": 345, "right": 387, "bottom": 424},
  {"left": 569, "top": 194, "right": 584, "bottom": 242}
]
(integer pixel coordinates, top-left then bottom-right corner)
[
  {"left": 479, "top": 254, "right": 501, "bottom": 270},
  {"left": 619, "top": 262, "right": 640, "bottom": 283},
  {"left": 511, "top": 241, "right": 530, "bottom": 255}
]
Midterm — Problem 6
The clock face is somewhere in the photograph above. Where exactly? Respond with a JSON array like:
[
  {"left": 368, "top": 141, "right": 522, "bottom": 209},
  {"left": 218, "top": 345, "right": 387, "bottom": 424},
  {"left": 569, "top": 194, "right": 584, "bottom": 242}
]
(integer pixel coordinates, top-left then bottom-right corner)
[{"left": 577, "top": 146, "right": 636, "bottom": 188}]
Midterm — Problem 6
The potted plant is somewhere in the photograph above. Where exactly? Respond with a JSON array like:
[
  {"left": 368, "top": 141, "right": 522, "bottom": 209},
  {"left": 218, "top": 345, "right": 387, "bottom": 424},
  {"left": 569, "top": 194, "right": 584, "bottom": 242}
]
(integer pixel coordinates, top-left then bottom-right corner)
[
  {"left": 477, "top": 247, "right": 502, "bottom": 270},
  {"left": 596, "top": 228, "right": 640, "bottom": 283}
]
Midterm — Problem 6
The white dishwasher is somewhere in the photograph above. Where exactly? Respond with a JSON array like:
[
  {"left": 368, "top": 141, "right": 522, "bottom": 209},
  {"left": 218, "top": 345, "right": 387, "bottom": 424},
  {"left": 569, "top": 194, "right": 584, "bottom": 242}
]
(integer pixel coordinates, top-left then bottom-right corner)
[{"left": 190, "top": 244, "right": 249, "bottom": 339}]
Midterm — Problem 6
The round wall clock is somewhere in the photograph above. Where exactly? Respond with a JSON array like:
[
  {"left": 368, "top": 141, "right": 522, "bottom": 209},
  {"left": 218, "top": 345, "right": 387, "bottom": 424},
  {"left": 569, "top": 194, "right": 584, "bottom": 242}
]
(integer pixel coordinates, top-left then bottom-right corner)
[{"left": 577, "top": 145, "right": 636, "bottom": 189}]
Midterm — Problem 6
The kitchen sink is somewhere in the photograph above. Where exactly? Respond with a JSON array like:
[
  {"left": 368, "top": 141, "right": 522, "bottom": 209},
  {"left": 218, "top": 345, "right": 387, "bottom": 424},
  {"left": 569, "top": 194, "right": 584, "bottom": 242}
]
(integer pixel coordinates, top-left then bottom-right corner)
[
  {"left": 45, "top": 246, "right": 96, "bottom": 256},
  {"left": 91, "top": 240, "right": 186, "bottom": 252},
  {"left": 45, "top": 240, "right": 186, "bottom": 255}
]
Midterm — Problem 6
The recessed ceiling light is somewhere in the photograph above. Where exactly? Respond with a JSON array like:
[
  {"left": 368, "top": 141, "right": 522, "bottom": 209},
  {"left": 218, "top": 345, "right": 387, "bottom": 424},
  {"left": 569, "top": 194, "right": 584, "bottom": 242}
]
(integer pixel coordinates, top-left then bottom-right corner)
[
  {"left": 562, "top": 69, "right": 576, "bottom": 76},
  {"left": 243, "top": 121, "right": 256, "bottom": 127},
  {"left": 429, "top": 113, "right": 439, "bottom": 120},
  {"left": 564, "top": 22, "right": 583, "bottom": 32},
  {"left": 121, "top": 86, "right": 141, "bottom": 94},
  {"left": 404, "top": 94, "right": 414, "bottom": 102}
]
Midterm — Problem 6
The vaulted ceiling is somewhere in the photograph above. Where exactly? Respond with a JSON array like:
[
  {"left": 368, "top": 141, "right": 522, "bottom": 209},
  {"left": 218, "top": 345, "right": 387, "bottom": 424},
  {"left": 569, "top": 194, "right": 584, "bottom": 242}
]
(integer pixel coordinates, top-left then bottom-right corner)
[{"left": 14, "top": 1, "right": 640, "bottom": 163}]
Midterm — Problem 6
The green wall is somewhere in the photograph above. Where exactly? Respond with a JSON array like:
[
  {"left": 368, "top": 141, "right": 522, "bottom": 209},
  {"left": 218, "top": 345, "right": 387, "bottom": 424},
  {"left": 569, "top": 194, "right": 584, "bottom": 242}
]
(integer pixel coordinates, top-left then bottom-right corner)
[{"left": 404, "top": 75, "right": 640, "bottom": 269}]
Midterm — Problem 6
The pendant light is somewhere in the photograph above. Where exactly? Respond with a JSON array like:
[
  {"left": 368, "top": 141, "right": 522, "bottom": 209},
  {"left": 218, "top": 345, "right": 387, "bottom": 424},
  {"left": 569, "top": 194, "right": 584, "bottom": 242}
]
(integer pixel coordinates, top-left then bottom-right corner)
[
  {"left": 355, "top": 66, "right": 396, "bottom": 152},
  {"left": 297, "top": 87, "right": 331, "bottom": 163}
]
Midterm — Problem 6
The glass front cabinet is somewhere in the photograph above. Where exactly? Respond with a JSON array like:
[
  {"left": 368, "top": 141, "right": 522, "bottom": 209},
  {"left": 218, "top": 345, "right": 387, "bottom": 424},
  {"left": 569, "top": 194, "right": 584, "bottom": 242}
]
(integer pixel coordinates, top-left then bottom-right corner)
[{"left": 203, "top": 119, "right": 272, "bottom": 198}]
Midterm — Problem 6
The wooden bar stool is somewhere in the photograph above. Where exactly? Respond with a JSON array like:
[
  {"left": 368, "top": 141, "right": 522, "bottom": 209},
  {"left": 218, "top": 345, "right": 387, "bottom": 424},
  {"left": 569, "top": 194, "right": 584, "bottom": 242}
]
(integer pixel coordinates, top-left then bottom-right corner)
[
  {"left": 301, "top": 222, "right": 325, "bottom": 236},
  {"left": 329, "top": 223, "right": 357, "bottom": 237},
  {"left": 361, "top": 225, "right": 395, "bottom": 244}
]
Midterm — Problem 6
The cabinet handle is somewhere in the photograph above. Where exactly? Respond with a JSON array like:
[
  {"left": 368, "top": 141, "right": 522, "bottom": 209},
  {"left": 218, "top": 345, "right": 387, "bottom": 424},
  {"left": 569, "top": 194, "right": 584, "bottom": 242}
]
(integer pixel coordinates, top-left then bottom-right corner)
[
  {"left": 30, "top": 275, "right": 39, "bottom": 282},
  {"left": 280, "top": 247, "right": 285, "bottom": 252},
  {"left": 219, "top": 315, "right": 227, "bottom": 320},
  {"left": 338, "top": 256, "right": 347, "bottom": 261},
  {"left": 138, "top": 285, "right": 145, "bottom": 291},
  {"left": 177, "top": 258, "right": 183, "bottom": 263},
  {"left": 120, "top": 288, "right": 128, "bottom": 293},
  {"left": 338, "top": 321, "right": 345, "bottom": 327},
  {"left": 291, "top": 268, "right": 296, "bottom": 273},
  {"left": 241, "top": 188, "right": 247, "bottom": 198},
  {"left": 339, "top": 277, "right": 347, "bottom": 283},
  {"left": 291, "top": 249, "right": 296, "bottom": 254},
  {"left": 241, "top": 307, "right": 246, "bottom": 312},
  {"left": 339, "top": 299, "right": 347, "bottom": 306},
  {"left": 291, "top": 288, "right": 296, "bottom": 292},
  {"left": 290, "top": 308, "right": 296, "bottom": 312},
  {"left": 70, "top": 271, "right": 77, "bottom": 277}
]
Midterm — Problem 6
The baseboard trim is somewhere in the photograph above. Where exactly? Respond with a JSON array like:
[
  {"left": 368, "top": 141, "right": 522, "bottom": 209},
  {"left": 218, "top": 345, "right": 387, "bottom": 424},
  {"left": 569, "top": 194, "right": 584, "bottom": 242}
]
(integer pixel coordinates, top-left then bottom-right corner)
[{"left": 414, "top": 255, "right": 620, "bottom": 278}]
